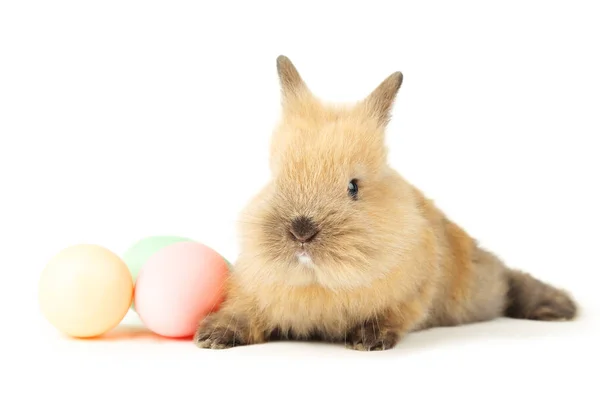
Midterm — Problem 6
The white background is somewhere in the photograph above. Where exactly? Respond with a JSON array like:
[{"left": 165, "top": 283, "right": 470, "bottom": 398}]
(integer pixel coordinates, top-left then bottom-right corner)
[{"left": 1, "top": 1, "right": 599, "bottom": 399}]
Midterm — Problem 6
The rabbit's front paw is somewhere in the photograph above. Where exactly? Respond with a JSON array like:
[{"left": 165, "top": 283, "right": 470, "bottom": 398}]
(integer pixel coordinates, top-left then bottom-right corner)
[
  {"left": 194, "top": 314, "right": 246, "bottom": 350},
  {"left": 345, "top": 319, "right": 399, "bottom": 351}
]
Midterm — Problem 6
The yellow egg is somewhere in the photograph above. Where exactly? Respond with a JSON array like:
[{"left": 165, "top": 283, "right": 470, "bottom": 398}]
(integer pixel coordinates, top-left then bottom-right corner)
[{"left": 39, "top": 244, "right": 133, "bottom": 338}]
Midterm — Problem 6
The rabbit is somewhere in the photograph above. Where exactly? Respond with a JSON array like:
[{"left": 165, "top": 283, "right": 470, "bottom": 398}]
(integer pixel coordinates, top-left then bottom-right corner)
[{"left": 194, "top": 55, "right": 578, "bottom": 351}]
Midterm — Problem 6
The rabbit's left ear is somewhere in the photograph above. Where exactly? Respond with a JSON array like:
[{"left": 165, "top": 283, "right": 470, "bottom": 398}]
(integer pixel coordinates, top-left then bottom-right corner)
[
  {"left": 363, "top": 71, "right": 403, "bottom": 126},
  {"left": 276, "top": 55, "right": 310, "bottom": 105}
]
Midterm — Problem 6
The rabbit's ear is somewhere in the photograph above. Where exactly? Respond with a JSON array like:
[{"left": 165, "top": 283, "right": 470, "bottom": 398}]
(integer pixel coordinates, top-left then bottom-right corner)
[
  {"left": 363, "top": 71, "right": 403, "bottom": 126},
  {"left": 276, "top": 55, "right": 310, "bottom": 105}
]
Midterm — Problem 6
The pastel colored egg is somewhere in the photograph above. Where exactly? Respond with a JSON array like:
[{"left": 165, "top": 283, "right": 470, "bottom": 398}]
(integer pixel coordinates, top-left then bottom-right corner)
[
  {"left": 39, "top": 244, "right": 133, "bottom": 338},
  {"left": 134, "top": 241, "right": 229, "bottom": 338},
  {"left": 123, "top": 235, "right": 193, "bottom": 283},
  {"left": 122, "top": 235, "right": 193, "bottom": 311}
]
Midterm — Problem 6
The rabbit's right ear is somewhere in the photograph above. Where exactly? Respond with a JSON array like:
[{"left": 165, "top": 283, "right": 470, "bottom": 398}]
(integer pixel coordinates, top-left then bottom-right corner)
[{"left": 276, "top": 55, "right": 310, "bottom": 107}]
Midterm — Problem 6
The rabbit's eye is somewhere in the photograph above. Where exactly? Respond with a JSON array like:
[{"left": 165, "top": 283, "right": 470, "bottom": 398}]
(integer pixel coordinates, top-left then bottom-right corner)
[{"left": 348, "top": 179, "right": 359, "bottom": 199}]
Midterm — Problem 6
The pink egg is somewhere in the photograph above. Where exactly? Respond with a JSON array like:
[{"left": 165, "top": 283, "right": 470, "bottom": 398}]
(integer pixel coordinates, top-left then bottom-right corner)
[{"left": 134, "top": 241, "right": 229, "bottom": 338}]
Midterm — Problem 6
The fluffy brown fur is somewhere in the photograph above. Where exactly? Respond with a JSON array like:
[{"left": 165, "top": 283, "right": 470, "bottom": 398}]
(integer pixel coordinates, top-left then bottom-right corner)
[{"left": 194, "top": 55, "right": 577, "bottom": 351}]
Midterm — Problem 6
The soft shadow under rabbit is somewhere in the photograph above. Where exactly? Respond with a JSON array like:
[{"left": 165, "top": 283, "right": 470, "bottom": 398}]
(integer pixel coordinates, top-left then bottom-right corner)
[{"left": 194, "top": 56, "right": 577, "bottom": 351}]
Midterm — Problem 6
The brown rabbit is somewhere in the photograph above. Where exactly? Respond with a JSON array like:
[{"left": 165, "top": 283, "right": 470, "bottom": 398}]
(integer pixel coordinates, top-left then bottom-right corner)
[{"left": 194, "top": 55, "right": 577, "bottom": 351}]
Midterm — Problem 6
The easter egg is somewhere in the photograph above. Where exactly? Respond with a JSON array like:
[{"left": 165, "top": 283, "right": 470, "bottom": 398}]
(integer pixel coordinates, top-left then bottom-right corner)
[
  {"left": 122, "top": 235, "right": 193, "bottom": 311},
  {"left": 134, "top": 241, "right": 229, "bottom": 338},
  {"left": 39, "top": 244, "right": 133, "bottom": 338},
  {"left": 123, "top": 235, "right": 193, "bottom": 283}
]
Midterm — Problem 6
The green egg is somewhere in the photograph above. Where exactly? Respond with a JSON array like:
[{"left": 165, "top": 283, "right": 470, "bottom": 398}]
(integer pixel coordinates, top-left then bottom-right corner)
[{"left": 123, "top": 235, "right": 193, "bottom": 311}]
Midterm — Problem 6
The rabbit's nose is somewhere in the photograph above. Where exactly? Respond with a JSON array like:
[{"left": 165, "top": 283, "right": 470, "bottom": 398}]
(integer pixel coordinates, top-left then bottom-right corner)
[{"left": 290, "top": 216, "right": 319, "bottom": 243}]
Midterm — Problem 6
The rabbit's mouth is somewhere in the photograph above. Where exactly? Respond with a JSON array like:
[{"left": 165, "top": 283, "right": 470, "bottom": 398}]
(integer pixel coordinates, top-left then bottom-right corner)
[{"left": 296, "top": 249, "right": 314, "bottom": 265}]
